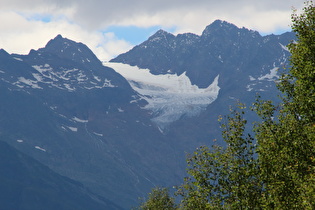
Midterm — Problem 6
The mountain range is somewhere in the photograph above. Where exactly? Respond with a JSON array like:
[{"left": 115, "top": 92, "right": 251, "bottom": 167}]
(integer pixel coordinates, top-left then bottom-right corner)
[{"left": 0, "top": 20, "right": 295, "bottom": 209}]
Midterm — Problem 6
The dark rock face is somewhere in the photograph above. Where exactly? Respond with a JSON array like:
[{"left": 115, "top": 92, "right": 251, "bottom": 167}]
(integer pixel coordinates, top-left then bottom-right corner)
[{"left": 111, "top": 20, "right": 294, "bottom": 88}]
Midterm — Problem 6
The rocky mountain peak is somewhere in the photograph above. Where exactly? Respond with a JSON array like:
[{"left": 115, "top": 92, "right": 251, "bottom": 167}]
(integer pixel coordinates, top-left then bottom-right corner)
[
  {"left": 0, "top": 49, "right": 12, "bottom": 59},
  {"left": 38, "top": 34, "right": 102, "bottom": 68},
  {"left": 202, "top": 19, "right": 260, "bottom": 39},
  {"left": 147, "top": 29, "right": 175, "bottom": 43},
  {"left": 1, "top": 35, "right": 133, "bottom": 92},
  {"left": 110, "top": 20, "right": 294, "bottom": 88}
]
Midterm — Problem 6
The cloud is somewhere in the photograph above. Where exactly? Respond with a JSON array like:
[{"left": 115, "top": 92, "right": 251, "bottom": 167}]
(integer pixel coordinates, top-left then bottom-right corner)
[
  {"left": 0, "top": 0, "right": 304, "bottom": 60},
  {"left": 0, "top": 11, "right": 132, "bottom": 61},
  {"left": 1, "top": 0, "right": 304, "bottom": 31},
  {"left": 29, "top": 0, "right": 303, "bottom": 31}
]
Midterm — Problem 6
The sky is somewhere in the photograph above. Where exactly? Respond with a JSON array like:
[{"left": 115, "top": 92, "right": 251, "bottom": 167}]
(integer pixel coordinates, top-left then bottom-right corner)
[{"left": 0, "top": 0, "right": 304, "bottom": 61}]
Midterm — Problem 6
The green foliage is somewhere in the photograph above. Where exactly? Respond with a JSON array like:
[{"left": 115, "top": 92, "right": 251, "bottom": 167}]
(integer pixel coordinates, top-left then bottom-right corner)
[
  {"left": 281, "top": 1, "right": 315, "bottom": 123},
  {"left": 254, "top": 1, "right": 315, "bottom": 208},
  {"left": 176, "top": 105, "right": 262, "bottom": 209},
  {"left": 136, "top": 187, "right": 178, "bottom": 210},
  {"left": 254, "top": 96, "right": 315, "bottom": 209}
]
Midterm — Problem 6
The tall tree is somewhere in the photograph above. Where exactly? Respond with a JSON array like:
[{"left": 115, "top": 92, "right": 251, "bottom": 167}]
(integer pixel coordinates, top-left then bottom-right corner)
[
  {"left": 255, "top": 1, "right": 315, "bottom": 208},
  {"left": 177, "top": 105, "right": 262, "bottom": 209}
]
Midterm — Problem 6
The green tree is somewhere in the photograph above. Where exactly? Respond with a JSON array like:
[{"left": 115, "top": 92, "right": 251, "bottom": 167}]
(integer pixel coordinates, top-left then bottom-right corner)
[
  {"left": 137, "top": 187, "right": 178, "bottom": 210},
  {"left": 254, "top": 1, "right": 315, "bottom": 208},
  {"left": 176, "top": 105, "right": 262, "bottom": 209}
]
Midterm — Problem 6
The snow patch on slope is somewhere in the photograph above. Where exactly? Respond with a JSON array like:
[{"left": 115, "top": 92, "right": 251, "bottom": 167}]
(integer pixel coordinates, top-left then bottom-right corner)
[
  {"left": 35, "top": 146, "right": 46, "bottom": 152},
  {"left": 17, "top": 77, "right": 42, "bottom": 89},
  {"left": 67, "top": 126, "right": 78, "bottom": 132},
  {"left": 258, "top": 67, "right": 279, "bottom": 81},
  {"left": 29, "top": 64, "right": 116, "bottom": 91},
  {"left": 105, "top": 62, "right": 220, "bottom": 129},
  {"left": 279, "top": 43, "right": 289, "bottom": 52},
  {"left": 72, "top": 117, "right": 88, "bottom": 123},
  {"left": 247, "top": 67, "right": 280, "bottom": 91}
]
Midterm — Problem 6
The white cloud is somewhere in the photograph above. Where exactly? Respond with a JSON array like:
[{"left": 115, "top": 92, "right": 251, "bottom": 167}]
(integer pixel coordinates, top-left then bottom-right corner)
[
  {"left": 91, "top": 32, "right": 133, "bottom": 61},
  {"left": 0, "top": 0, "right": 305, "bottom": 60},
  {"left": 0, "top": 11, "right": 132, "bottom": 61}
]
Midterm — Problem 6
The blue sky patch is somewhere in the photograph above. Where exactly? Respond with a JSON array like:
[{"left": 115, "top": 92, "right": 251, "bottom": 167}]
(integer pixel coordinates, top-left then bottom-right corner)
[
  {"left": 104, "top": 25, "right": 176, "bottom": 45},
  {"left": 24, "top": 13, "right": 53, "bottom": 23}
]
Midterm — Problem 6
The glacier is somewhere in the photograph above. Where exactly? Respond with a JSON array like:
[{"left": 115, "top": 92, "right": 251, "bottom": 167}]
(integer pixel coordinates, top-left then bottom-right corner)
[{"left": 105, "top": 62, "right": 220, "bottom": 130}]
